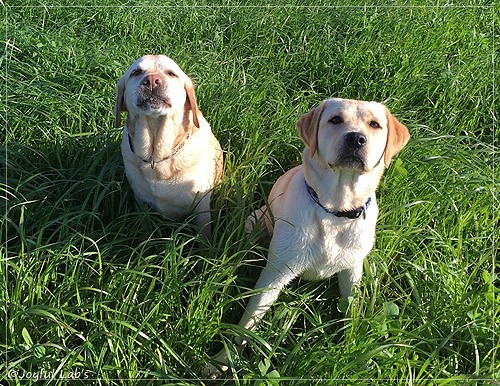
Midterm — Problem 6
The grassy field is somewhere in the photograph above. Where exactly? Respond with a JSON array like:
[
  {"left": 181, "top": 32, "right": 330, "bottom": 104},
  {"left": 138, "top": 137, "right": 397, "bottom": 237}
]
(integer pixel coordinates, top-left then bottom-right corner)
[{"left": 2, "top": 1, "right": 498, "bottom": 385}]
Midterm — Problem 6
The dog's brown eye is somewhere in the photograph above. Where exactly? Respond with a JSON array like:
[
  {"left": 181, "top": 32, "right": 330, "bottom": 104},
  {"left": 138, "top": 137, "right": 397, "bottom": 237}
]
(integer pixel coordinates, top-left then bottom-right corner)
[
  {"left": 166, "top": 71, "right": 177, "bottom": 77},
  {"left": 329, "top": 116, "right": 343, "bottom": 124},
  {"left": 130, "top": 68, "right": 143, "bottom": 77},
  {"left": 369, "top": 121, "right": 381, "bottom": 129}
]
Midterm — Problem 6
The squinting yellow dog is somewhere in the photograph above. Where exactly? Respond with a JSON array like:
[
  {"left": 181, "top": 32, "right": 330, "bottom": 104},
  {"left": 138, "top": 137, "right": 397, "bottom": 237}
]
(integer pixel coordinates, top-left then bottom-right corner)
[{"left": 114, "top": 55, "right": 223, "bottom": 235}]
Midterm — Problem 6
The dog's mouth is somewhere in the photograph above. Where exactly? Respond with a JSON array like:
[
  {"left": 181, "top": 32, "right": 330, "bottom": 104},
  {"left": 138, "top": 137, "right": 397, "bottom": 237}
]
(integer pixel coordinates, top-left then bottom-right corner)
[
  {"left": 136, "top": 93, "right": 171, "bottom": 111},
  {"left": 329, "top": 151, "right": 367, "bottom": 171}
]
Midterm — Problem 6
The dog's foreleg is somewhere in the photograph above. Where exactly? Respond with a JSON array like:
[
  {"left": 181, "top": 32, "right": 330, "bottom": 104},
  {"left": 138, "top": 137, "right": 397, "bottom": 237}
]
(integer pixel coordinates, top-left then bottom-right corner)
[
  {"left": 338, "top": 264, "right": 363, "bottom": 298},
  {"left": 337, "top": 264, "right": 364, "bottom": 315},
  {"left": 193, "top": 193, "right": 212, "bottom": 237},
  {"left": 204, "top": 249, "right": 297, "bottom": 378},
  {"left": 237, "top": 261, "right": 296, "bottom": 333}
]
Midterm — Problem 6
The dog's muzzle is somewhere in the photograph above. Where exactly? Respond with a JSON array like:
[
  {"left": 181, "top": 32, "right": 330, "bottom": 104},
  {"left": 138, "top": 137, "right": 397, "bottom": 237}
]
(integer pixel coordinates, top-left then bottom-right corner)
[
  {"left": 136, "top": 74, "right": 171, "bottom": 110},
  {"left": 330, "top": 132, "right": 368, "bottom": 170}
]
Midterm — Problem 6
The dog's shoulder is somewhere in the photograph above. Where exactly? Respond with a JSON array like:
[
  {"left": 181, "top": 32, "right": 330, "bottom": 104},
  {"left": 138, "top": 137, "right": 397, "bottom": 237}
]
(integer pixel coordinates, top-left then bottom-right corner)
[{"left": 268, "top": 165, "right": 304, "bottom": 212}]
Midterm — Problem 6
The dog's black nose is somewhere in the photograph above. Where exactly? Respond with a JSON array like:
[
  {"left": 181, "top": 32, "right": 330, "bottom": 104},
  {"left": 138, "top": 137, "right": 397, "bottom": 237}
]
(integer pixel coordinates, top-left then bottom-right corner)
[{"left": 345, "top": 132, "right": 367, "bottom": 149}]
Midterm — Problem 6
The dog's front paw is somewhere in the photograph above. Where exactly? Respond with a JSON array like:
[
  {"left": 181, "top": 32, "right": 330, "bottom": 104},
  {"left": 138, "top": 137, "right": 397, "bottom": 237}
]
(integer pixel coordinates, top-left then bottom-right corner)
[
  {"left": 202, "top": 362, "right": 228, "bottom": 380},
  {"left": 202, "top": 348, "right": 231, "bottom": 379},
  {"left": 245, "top": 208, "right": 271, "bottom": 244},
  {"left": 244, "top": 210, "right": 260, "bottom": 236}
]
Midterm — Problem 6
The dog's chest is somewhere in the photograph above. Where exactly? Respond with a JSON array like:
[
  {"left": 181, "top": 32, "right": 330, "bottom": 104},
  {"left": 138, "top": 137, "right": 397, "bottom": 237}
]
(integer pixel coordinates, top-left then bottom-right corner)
[
  {"left": 123, "top": 155, "right": 210, "bottom": 219},
  {"left": 134, "top": 162, "right": 206, "bottom": 204},
  {"left": 300, "top": 215, "right": 376, "bottom": 280}
]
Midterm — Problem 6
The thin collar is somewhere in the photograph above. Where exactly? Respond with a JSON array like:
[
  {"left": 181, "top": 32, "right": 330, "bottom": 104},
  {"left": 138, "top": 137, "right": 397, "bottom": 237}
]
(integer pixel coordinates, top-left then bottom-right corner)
[
  {"left": 304, "top": 179, "right": 371, "bottom": 219},
  {"left": 128, "top": 132, "right": 191, "bottom": 169}
]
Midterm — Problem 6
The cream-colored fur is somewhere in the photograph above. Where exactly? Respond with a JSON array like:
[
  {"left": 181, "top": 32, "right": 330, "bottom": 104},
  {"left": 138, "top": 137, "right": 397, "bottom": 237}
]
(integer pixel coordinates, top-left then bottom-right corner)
[
  {"left": 114, "top": 55, "right": 222, "bottom": 235},
  {"left": 204, "top": 98, "right": 409, "bottom": 377}
]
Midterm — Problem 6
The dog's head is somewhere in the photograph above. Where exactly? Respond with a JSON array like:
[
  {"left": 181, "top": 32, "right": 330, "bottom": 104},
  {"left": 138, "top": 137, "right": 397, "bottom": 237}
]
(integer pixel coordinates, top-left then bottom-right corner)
[
  {"left": 114, "top": 55, "right": 200, "bottom": 128},
  {"left": 297, "top": 98, "right": 410, "bottom": 172}
]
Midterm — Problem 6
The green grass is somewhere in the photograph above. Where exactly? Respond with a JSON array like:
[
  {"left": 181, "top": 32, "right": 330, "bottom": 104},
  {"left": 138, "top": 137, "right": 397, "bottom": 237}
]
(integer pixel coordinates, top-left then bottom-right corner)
[{"left": 2, "top": 1, "right": 498, "bottom": 385}]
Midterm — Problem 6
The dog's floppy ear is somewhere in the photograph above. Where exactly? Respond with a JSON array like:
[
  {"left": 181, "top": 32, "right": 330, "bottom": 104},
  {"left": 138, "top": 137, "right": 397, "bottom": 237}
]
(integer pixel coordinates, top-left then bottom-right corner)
[
  {"left": 297, "top": 101, "right": 327, "bottom": 158},
  {"left": 114, "top": 75, "right": 127, "bottom": 128},
  {"left": 384, "top": 108, "right": 410, "bottom": 167},
  {"left": 184, "top": 77, "right": 200, "bottom": 129}
]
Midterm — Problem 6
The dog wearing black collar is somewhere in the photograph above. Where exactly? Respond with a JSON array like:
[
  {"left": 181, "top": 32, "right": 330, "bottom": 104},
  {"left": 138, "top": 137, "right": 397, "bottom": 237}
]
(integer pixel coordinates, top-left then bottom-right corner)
[{"left": 204, "top": 98, "right": 409, "bottom": 378}]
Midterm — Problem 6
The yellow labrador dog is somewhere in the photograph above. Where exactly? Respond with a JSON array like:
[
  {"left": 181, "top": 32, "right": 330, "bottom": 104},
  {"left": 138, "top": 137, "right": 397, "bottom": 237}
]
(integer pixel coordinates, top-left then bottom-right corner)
[
  {"left": 114, "top": 55, "right": 223, "bottom": 235},
  {"left": 205, "top": 98, "right": 409, "bottom": 377}
]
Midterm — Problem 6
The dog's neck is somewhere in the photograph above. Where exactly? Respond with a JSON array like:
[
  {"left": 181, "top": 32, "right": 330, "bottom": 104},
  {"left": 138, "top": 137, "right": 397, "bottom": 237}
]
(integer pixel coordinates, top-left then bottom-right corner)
[
  {"left": 126, "top": 112, "right": 192, "bottom": 163},
  {"left": 302, "top": 149, "right": 384, "bottom": 212}
]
